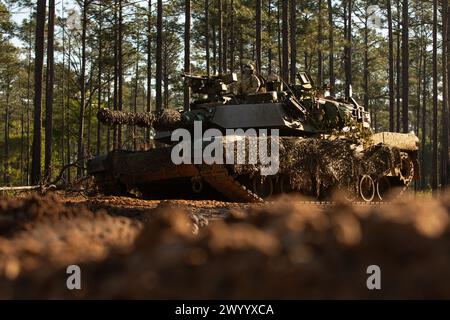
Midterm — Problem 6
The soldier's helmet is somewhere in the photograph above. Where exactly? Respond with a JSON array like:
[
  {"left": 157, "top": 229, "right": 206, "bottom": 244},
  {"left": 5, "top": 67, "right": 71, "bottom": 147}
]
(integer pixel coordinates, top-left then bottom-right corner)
[
  {"left": 242, "top": 63, "right": 255, "bottom": 72},
  {"left": 267, "top": 73, "right": 281, "bottom": 82}
]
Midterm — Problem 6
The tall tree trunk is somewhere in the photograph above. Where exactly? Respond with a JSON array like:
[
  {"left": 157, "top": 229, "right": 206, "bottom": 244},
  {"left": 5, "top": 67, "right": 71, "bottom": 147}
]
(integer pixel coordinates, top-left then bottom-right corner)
[
  {"left": 420, "top": 51, "right": 427, "bottom": 189},
  {"left": 289, "top": 0, "right": 296, "bottom": 83},
  {"left": 373, "top": 102, "right": 377, "bottom": 132},
  {"left": 363, "top": 12, "right": 369, "bottom": 113},
  {"left": 387, "top": 0, "right": 395, "bottom": 132},
  {"left": 118, "top": 0, "right": 123, "bottom": 148},
  {"left": 96, "top": 2, "right": 103, "bottom": 156},
  {"left": 205, "top": 0, "right": 210, "bottom": 76},
  {"left": 401, "top": 0, "right": 409, "bottom": 133},
  {"left": 26, "top": 8, "right": 33, "bottom": 184},
  {"left": 212, "top": 23, "right": 217, "bottom": 74},
  {"left": 348, "top": 0, "right": 352, "bottom": 94},
  {"left": 163, "top": 42, "right": 169, "bottom": 108},
  {"left": 222, "top": 0, "right": 228, "bottom": 72},
  {"left": 133, "top": 44, "right": 139, "bottom": 151},
  {"left": 267, "top": 0, "right": 273, "bottom": 74},
  {"left": 4, "top": 72, "right": 10, "bottom": 185},
  {"left": 77, "top": 0, "right": 88, "bottom": 177},
  {"left": 106, "top": 70, "right": 112, "bottom": 153},
  {"left": 31, "top": 0, "right": 46, "bottom": 185},
  {"left": 229, "top": 0, "right": 235, "bottom": 71},
  {"left": 87, "top": 64, "right": 93, "bottom": 156},
  {"left": 146, "top": 0, "right": 152, "bottom": 143},
  {"left": 156, "top": 0, "right": 163, "bottom": 112},
  {"left": 239, "top": 30, "right": 243, "bottom": 72},
  {"left": 344, "top": 0, "right": 352, "bottom": 99},
  {"left": 416, "top": 45, "right": 422, "bottom": 137},
  {"left": 441, "top": 0, "right": 449, "bottom": 187},
  {"left": 396, "top": 0, "right": 401, "bottom": 132},
  {"left": 281, "top": 0, "right": 289, "bottom": 82},
  {"left": 44, "top": 0, "right": 55, "bottom": 181},
  {"left": 66, "top": 36, "right": 72, "bottom": 183},
  {"left": 252, "top": 41, "right": 255, "bottom": 61},
  {"left": 184, "top": 0, "right": 191, "bottom": 111},
  {"left": 113, "top": 0, "right": 118, "bottom": 148},
  {"left": 256, "top": 0, "right": 262, "bottom": 73},
  {"left": 317, "top": 0, "right": 323, "bottom": 86},
  {"left": 304, "top": 51, "right": 308, "bottom": 71},
  {"left": 21, "top": 112, "right": 24, "bottom": 184},
  {"left": 327, "top": 0, "right": 334, "bottom": 94},
  {"left": 218, "top": 0, "right": 223, "bottom": 74},
  {"left": 447, "top": 2, "right": 450, "bottom": 186},
  {"left": 277, "top": 0, "right": 282, "bottom": 73},
  {"left": 432, "top": 0, "right": 438, "bottom": 193},
  {"left": 61, "top": 2, "right": 66, "bottom": 179}
]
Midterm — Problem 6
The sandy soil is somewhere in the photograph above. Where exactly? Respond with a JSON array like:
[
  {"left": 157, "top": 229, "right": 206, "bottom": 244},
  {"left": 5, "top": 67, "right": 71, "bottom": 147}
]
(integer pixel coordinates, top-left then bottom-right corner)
[{"left": 0, "top": 192, "right": 449, "bottom": 299}]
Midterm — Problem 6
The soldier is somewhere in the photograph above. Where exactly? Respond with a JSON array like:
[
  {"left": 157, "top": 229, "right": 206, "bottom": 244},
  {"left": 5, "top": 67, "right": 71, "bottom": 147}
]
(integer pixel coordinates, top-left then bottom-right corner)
[
  {"left": 266, "top": 73, "right": 283, "bottom": 92},
  {"left": 239, "top": 63, "right": 261, "bottom": 95}
]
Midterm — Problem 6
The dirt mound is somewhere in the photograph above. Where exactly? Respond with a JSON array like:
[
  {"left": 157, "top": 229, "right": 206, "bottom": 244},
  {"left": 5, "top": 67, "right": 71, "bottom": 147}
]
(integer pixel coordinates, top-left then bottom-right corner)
[
  {"left": 98, "top": 195, "right": 449, "bottom": 299},
  {"left": 155, "top": 200, "right": 209, "bottom": 234},
  {"left": 0, "top": 194, "right": 94, "bottom": 235},
  {"left": 2, "top": 193, "right": 447, "bottom": 299},
  {"left": 0, "top": 195, "right": 141, "bottom": 290}
]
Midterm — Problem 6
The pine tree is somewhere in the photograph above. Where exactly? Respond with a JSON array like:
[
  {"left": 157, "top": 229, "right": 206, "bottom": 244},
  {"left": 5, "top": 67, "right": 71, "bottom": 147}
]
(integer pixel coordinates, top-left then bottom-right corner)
[{"left": 31, "top": 0, "right": 46, "bottom": 185}]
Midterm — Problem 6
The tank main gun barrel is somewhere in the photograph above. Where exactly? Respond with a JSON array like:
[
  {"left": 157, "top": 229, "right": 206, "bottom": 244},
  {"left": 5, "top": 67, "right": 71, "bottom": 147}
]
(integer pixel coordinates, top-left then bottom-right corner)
[{"left": 97, "top": 108, "right": 184, "bottom": 131}]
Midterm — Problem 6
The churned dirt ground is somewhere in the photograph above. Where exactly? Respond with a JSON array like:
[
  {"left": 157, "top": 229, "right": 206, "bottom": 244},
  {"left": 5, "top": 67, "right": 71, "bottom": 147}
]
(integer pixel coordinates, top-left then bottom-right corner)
[{"left": 0, "top": 191, "right": 450, "bottom": 299}]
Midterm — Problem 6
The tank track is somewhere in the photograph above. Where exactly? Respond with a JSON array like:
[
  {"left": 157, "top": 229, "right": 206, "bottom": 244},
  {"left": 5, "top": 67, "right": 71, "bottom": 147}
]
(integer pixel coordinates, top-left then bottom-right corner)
[
  {"left": 197, "top": 152, "right": 418, "bottom": 203},
  {"left": 198, "top": 165, "right": 263, "bottom": 203}
]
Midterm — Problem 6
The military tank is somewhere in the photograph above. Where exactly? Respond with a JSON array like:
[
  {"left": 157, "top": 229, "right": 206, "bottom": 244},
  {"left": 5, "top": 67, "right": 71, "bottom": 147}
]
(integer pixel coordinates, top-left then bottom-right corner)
[{"left": 89, "top": 71, "right": 419, "bottom": 202}]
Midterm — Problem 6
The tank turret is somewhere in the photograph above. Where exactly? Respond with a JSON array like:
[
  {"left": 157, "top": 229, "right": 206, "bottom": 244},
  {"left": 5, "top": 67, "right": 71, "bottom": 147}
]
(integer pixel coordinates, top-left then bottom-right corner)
[{"left": 98, "top": 71, "right": 371, "bottom": 137}]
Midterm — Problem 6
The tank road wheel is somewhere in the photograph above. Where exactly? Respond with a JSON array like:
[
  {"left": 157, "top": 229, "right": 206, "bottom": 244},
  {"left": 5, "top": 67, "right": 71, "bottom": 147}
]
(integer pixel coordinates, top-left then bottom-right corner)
[
  {"left": 376, "top": 176, "right": 391, "bottom": 201},
  {"left": 191, "top": 177, "right": 204, "bottom": 194},
  {"left": 252, "top": 176, "right": 274, "bottom": 199},
  {"left": 359, "top": 175, "right": 375, "bottom": 202}
]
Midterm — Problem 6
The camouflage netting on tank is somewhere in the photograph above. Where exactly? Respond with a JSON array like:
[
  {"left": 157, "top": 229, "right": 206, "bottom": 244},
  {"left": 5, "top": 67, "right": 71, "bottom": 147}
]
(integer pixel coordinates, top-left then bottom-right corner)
[
  {"left": 97, "top": 108, "right": 183, "bottom": 131},
  {"left": 360, "top": 144, "right": 402, "bottom": 177},
  {"left": 154, "top": 108, "right": 183, "bottom": 131},
  {"left": 227, "top": 137, "right": 402, "bottom": 195}
]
